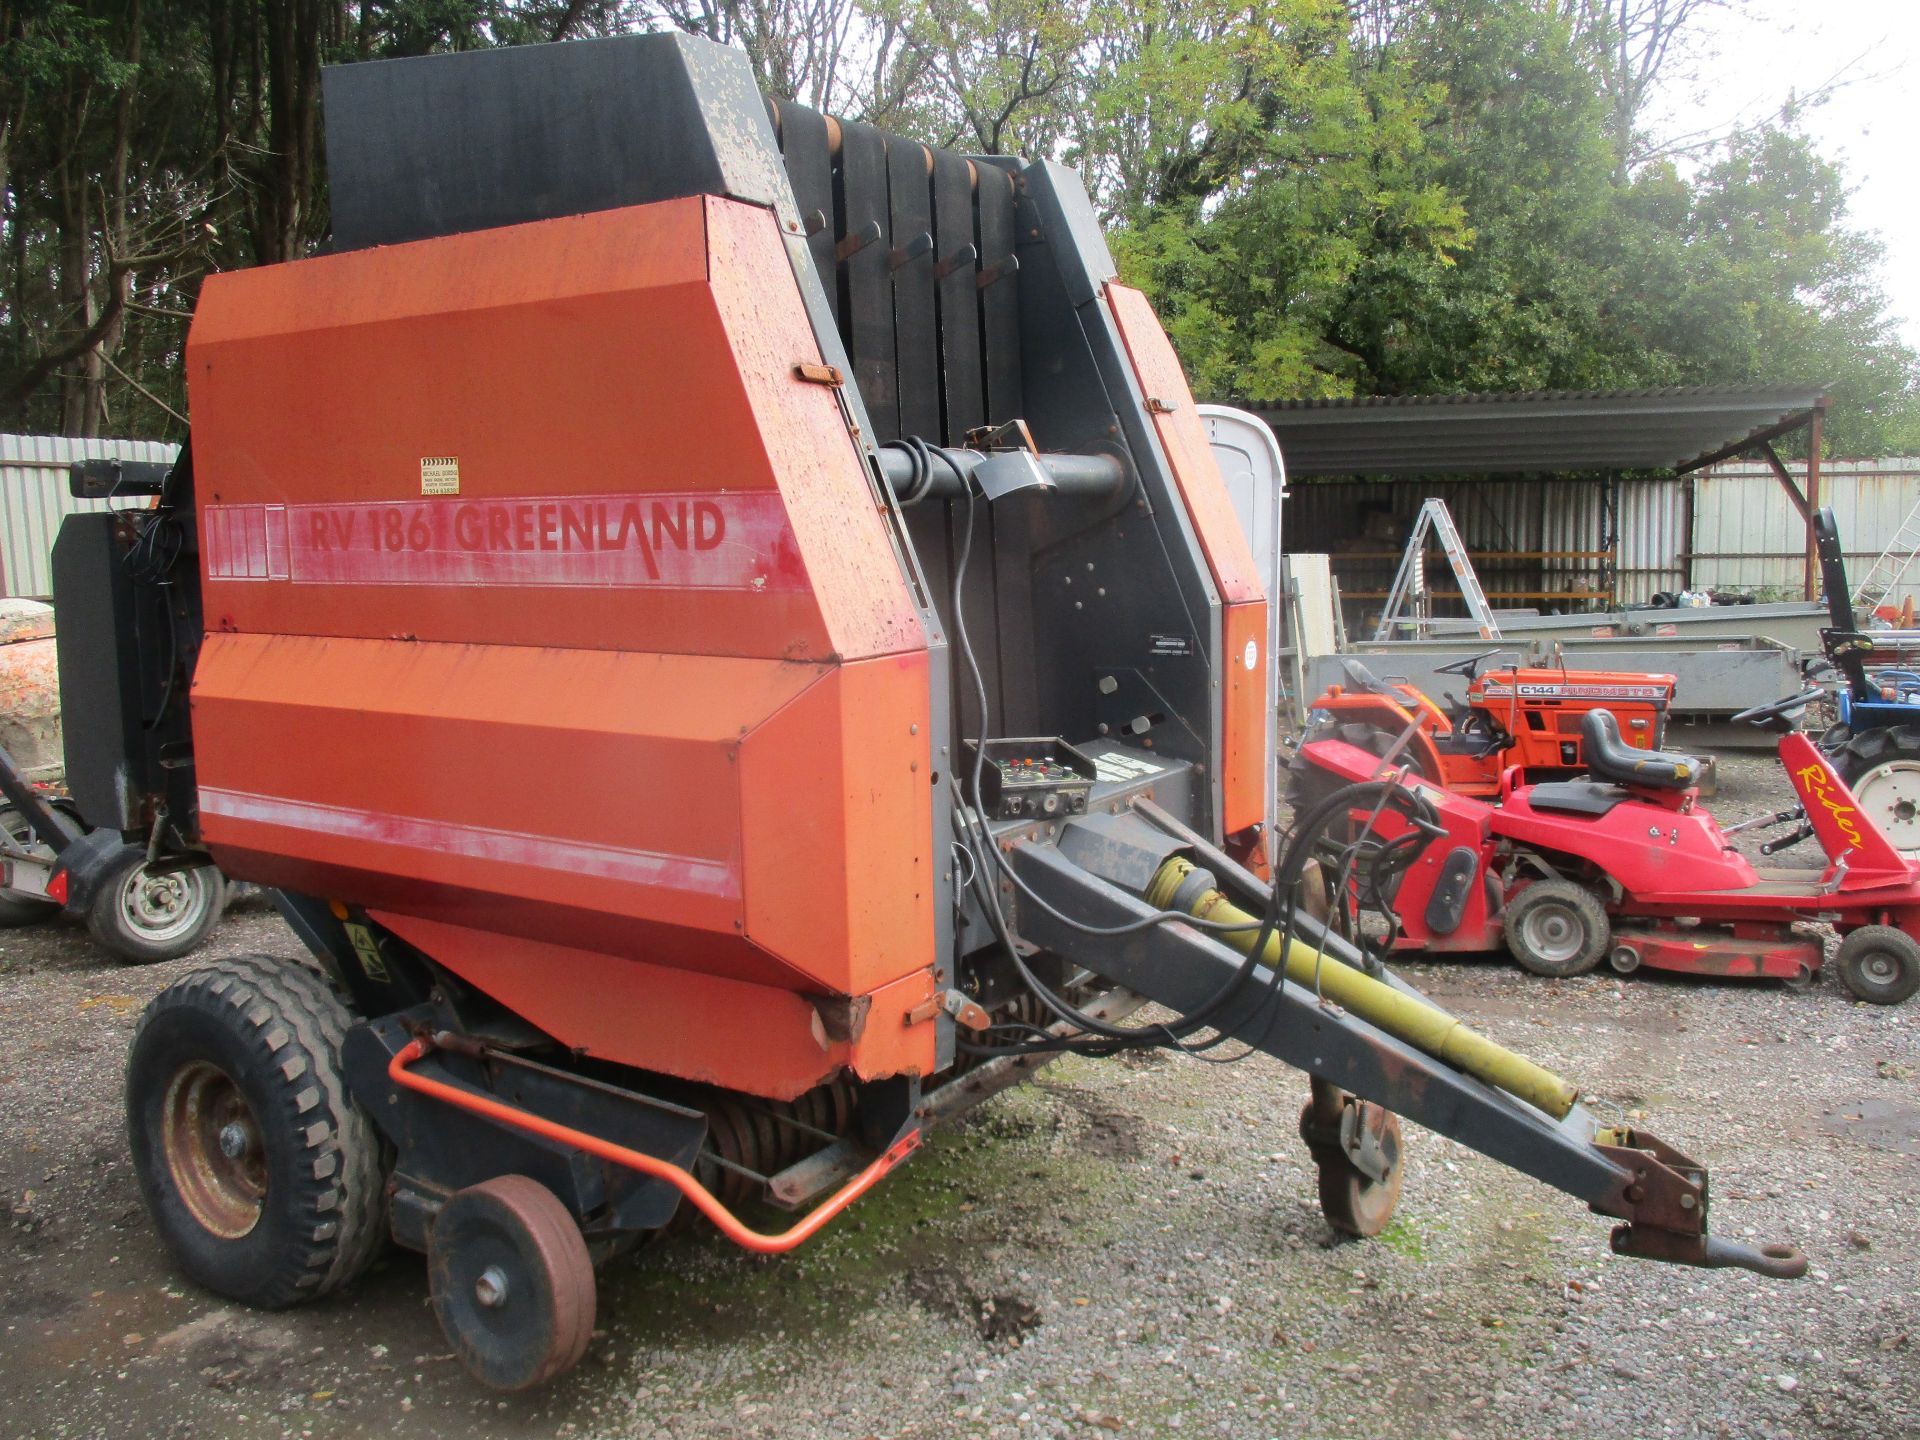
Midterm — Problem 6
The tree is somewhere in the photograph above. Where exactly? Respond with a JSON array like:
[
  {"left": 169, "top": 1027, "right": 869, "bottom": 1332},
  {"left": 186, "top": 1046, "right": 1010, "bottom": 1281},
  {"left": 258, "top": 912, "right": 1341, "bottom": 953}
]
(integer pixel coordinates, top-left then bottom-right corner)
[{"left": 1, "top": 0, "right": 1913, "bottom": 453}]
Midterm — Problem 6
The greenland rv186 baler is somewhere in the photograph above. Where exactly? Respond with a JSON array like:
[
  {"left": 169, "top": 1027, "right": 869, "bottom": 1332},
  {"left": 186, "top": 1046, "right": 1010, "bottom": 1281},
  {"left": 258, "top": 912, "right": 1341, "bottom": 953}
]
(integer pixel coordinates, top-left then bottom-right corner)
[{"left": 50, "top": 34, "right": 1803, "bottom": 1390}]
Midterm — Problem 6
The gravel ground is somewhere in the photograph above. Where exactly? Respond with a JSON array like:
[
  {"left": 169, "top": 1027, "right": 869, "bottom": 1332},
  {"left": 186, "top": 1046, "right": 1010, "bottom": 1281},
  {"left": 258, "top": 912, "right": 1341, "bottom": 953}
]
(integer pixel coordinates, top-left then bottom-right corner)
[{"left": 1, "top": 752, "right": 1915, "bottom": 1440}]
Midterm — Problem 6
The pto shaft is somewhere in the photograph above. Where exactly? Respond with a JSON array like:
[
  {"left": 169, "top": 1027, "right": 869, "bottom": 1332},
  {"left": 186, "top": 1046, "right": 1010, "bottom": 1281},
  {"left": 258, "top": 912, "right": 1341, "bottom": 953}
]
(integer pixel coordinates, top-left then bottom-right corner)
[{"left": 1146, "top": 858, "right": 1580, "bottom": 1119}]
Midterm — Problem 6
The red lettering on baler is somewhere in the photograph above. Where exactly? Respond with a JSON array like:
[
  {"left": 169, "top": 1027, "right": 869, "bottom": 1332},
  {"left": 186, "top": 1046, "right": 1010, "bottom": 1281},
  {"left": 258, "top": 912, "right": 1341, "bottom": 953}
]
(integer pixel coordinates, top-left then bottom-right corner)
[
  {"left": 695, "top": 500, "right": 725, "bottom": 549},
  {"left": 203, "top": 491, "right": 801, "bottom": 592},
  {"left": 454, "top": 506, "right": 483, "bottom": 550},
  {"left": 652, "top": 499, "right": 688, "bottom": 550}
]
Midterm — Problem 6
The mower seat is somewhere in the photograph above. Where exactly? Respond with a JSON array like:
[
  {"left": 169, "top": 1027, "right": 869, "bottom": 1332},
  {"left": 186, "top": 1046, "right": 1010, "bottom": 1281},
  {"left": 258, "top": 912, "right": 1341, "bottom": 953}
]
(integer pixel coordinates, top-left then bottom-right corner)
[
  {"left": 1337, "top": 658, "right": 1397, "bottom": 697},
  {"left": 1525, "top": 781, "right": 1628, "bottom": 817},
  {"left": 1580, "top": 709, "right": 1701, "bottom": 791}
]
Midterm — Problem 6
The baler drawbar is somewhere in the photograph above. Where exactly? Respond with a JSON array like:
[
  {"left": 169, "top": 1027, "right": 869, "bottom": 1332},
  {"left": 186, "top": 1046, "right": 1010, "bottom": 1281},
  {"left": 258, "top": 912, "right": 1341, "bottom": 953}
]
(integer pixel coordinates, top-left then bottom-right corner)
[{"left": 47, "top": 32, "right": 1805, "bottom": 1392}]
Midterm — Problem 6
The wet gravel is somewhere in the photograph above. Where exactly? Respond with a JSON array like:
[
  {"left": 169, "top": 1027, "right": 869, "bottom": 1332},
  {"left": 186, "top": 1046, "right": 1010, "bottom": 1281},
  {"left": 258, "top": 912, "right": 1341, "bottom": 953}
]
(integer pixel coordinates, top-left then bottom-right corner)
[{"left": 0, "top": 753, "right": 1915, "bottom": 1440}]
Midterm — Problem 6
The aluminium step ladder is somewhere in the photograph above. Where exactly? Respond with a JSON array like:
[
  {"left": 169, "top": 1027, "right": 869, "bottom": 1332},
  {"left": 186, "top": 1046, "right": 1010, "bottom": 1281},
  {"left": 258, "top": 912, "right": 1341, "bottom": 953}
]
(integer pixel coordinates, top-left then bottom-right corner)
[
  {"left": 1852, "top": 494, "right": 1920, "bottom": 615},
  {"left": 1373, "top": 497, "right": 1502, "bottom": 642}
]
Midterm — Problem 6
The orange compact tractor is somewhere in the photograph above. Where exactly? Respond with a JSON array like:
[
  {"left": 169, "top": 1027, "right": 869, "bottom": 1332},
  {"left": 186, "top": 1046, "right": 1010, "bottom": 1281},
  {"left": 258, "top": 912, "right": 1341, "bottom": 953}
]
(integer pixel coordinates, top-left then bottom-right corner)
[
  {"left": 45, "top": 35, "right": 1800, "bottom": 1391},
  {"left": 1305, "top": 650, "right": 1677, "bottom": 796}
]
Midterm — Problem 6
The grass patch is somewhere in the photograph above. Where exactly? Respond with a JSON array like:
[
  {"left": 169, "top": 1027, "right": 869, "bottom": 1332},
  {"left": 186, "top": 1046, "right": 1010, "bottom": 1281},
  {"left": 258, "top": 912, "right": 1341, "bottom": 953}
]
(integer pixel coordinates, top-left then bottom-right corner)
[{"left": 1376, "top": 1217, "right": 1429, "bottom": 1260}]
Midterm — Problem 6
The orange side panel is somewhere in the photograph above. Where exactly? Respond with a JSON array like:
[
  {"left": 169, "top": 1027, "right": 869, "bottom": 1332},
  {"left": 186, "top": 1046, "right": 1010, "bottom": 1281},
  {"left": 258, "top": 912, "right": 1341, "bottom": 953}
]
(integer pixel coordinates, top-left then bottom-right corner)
[
  {"left": 1103, "top": 284, "right": 1264, "bottom": 604},
  {"left": 371, "top": 912, "right": 937, "bottom": 1100},
  {"left": 702, "top": 198, "right": 923, "bottom": 662},
  {"left": 848, "top": 965, "right": 939, "bottom": 1083},
  {"left": 739, "top": 652, "right": 936, "bottom": 996},
  {"left": 1220, "top": 599, "right": 1270, "bottom": 834},
  {"left": 192, "top": 632, "right": 822, "bottom": 990},
  {"left": 185, "top": 197, "right": 921, "bottom": 665},
  {"left": 370, "top": 912, "right": 853, "bottom": 1101},
  {"left": 1104, "top": 282, "right": 1270, "bottom": 834}
]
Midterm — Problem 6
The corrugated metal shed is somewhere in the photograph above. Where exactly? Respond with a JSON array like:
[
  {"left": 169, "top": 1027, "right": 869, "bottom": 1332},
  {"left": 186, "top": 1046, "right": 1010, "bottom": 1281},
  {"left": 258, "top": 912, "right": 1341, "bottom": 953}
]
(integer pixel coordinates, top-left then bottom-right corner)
[
  {"left": 1692, "top": 457, "right": 1920, "bottom": 609},
  {"left": 1250, "top": 385, "right": 1828, "bottom": 478},
  {"left": 1285, "top": 474, "right": 1689, "bottom": 614},
  {"left": 0, "top": 433, "right": 177, "bottom": 598}
]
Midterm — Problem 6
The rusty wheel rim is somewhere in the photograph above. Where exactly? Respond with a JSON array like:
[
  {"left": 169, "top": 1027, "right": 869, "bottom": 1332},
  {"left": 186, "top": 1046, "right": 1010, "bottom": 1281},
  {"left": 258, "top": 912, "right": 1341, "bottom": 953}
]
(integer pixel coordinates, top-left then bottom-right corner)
[
  {"left": 161, "top": 1060, "right": 266, "bottom": 1240},
  {"left": 1307, "top": 1102, "right": 1405, "bottom": 1239},
  {"left": 428, "top": 1175, "right": 596, "bottom": 1391}
]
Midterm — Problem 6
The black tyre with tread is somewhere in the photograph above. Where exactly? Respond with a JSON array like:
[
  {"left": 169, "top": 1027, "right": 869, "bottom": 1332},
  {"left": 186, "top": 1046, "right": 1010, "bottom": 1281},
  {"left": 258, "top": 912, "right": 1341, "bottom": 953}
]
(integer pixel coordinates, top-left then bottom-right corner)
[
  {"left": 127, "top": 954, "right": 387, "bottom": 1308},
  {"left": 1834, "top": 925, "right": 1920, "bottom": 1006},
  {"left": 1503, "top": 879, "right": 1609, "bottom": 978},
  {"left": 88, "top": 849, "right": 227, "bottom": 963},
  {"left": 1836, "top": 725, "right": 1920, "bottom": 858}
]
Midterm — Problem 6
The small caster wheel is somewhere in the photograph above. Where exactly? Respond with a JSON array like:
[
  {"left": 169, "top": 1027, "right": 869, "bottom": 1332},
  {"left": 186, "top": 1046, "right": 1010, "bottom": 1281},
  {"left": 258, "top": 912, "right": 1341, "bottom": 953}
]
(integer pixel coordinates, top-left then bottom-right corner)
[
  {"left": 1299, "top": 1084, "right": 1405, "bottom": 1239},
  {"left": 1835, "top": 925, "right": 1920, "bottom": 1005},
  {"left": 429, "top": 1175, "right": 596, "bottom": 1391}
]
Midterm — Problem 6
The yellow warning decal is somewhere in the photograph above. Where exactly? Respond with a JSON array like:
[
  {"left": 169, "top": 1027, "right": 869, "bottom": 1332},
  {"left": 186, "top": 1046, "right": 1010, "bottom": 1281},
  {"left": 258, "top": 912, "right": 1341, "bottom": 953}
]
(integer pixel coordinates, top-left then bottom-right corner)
[{"left": 343, "top": 921, "right": 391, "bottom": 982}]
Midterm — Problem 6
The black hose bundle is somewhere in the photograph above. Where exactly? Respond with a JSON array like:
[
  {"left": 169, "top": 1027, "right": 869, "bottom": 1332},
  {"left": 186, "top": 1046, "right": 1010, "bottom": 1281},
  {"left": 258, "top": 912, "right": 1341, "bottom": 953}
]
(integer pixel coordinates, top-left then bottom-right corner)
[{"left": 929, "top": 445, "right": 1444, "bottom": 1062}]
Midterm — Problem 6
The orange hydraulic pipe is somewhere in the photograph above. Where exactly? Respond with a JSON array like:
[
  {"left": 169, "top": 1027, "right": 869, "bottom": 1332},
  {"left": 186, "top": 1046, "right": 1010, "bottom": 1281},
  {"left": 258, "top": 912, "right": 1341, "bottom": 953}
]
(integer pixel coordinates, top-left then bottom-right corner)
[{"left": 388, "top": 1036, "right": 920, "bottom": 1254}]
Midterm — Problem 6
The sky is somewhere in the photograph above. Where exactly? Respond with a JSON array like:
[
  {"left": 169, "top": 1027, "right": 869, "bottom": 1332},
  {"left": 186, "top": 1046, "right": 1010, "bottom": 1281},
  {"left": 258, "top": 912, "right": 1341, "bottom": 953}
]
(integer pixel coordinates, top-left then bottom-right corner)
[{"left": 1642, "top": 0, "right": 1920, "bottom": 350}]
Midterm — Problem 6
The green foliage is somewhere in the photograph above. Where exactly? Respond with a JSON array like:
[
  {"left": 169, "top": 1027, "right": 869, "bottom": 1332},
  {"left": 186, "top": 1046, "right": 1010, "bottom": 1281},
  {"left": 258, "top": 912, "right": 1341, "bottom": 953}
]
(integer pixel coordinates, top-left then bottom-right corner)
[
  {"left": 1, "top": 0, "right": 1914, "bottom": 454},
  {"left": 1102, "top": 0, "right": 1918, "bottom": 453}
]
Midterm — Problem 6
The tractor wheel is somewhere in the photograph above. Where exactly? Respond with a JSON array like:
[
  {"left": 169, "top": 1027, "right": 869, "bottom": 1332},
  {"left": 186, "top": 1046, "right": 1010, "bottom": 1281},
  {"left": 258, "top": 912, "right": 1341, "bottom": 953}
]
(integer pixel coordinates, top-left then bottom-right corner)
[
  {"left": 1834, "top": 926, "right": 1920, "bottom": 1006},
  {"left": 126, "top": 956, "right": 388, "bottom": 1309},
  {"left": 429, "top": 1175, "right": 596, "bottom": 1391},
  {"left": 1836, "top": 726, "right": 1920, "bottom": 859},
  {"left": 1503, "top": 880, "right": 1609, "bottom": 979},
  {"left": 88, "top": 849, "right": 227, "bottom": 963},
  {"left": 0, "top": 805, "right": 59, "bottom": 927}
]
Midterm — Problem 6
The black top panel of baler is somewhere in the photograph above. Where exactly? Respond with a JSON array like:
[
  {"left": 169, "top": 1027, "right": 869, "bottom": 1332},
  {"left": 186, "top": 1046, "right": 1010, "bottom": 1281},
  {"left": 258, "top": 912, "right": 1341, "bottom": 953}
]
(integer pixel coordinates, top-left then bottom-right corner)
[
  {"left": 322, "top": 32, "right": 793, "bottom": 251},
  {"left": 321, "top": 32, "right": 1030, "bottom": 449},
  {"left": 768, "top": 100, "right": 1027, "bottom": 448}
]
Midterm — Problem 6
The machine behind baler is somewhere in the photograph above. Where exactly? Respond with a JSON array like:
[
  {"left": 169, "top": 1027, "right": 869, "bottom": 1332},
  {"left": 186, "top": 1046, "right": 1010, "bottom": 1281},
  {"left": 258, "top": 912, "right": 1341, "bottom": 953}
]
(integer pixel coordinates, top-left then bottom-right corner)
[{"left": 54, "top": 35, "right": 1804, "bottom": 1391}]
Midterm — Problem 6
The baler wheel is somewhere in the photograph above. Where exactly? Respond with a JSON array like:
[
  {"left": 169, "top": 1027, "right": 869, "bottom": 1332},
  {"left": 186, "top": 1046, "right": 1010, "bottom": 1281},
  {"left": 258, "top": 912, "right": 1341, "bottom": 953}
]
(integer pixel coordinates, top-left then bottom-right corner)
[
  {"left": 1299, "top": 1089, "right": 1404, "bottom": 1239},
  {"left": 126, "top": 956, "right": 388, "bottom": 1308},
  {"left": 428, "top": 1175, "right": 596, "bottom": 1391}
]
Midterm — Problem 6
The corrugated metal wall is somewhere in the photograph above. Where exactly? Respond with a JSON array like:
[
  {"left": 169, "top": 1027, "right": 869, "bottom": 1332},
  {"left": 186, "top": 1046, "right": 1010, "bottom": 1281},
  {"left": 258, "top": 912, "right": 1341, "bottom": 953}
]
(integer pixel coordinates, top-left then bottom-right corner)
[
  {"left": 1614, "top": 477, "right": 1690, "bottom": 604},
  {"left": 0, "top": 433, "right": 177, "bottom": 597},
  {"left": 1691, "top": 457, "right": 1920, "bottom": 608},
  {"left": 1285, "top": 475, "right": 1690, "bottom": 625}
]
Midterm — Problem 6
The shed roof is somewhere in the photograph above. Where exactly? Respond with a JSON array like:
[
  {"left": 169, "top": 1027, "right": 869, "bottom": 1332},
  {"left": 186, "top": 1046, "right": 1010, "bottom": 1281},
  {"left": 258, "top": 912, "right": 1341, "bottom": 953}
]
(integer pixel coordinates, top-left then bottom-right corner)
[{"left": 1246, "top": 385, "right": 1828, "bottom": 478}]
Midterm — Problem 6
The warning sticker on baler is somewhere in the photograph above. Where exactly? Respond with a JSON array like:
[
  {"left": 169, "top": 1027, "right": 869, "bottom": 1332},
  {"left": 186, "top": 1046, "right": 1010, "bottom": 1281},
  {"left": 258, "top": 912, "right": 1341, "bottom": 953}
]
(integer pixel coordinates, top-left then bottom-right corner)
[
  {"left": 201, "top": 491, "right": 808, "bottom": 592},
  {"left": 1093, "top": 752, "right": 1166, "bottom": 783},
  {"left": 419, "top": 456, "right": 461, "bottom": 495}
]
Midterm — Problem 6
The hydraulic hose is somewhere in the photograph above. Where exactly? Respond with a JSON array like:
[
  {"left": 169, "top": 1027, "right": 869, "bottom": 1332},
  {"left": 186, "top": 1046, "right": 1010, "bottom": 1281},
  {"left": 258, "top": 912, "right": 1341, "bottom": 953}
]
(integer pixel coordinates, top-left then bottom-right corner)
[{"left": 1146, "top": 857, "right": 1581, "bottom": 1119}]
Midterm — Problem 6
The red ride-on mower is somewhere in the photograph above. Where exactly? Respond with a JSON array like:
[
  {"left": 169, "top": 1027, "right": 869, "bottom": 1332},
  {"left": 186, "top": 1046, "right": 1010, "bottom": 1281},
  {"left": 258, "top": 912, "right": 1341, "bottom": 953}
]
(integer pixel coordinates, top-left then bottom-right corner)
[
  {"left": 1304, "top": 652, "right": 1678, "bottom": 798},
  {"left": 1296, "top": 689, "right": 1920, "bottom": 1004}
]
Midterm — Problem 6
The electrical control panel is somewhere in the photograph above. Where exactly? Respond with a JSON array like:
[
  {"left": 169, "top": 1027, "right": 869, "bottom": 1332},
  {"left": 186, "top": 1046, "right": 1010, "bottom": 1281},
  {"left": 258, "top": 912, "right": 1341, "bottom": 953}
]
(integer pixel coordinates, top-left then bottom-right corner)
[{"left": 965, "top": 738, "right": 1097, "bottom": 821}]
